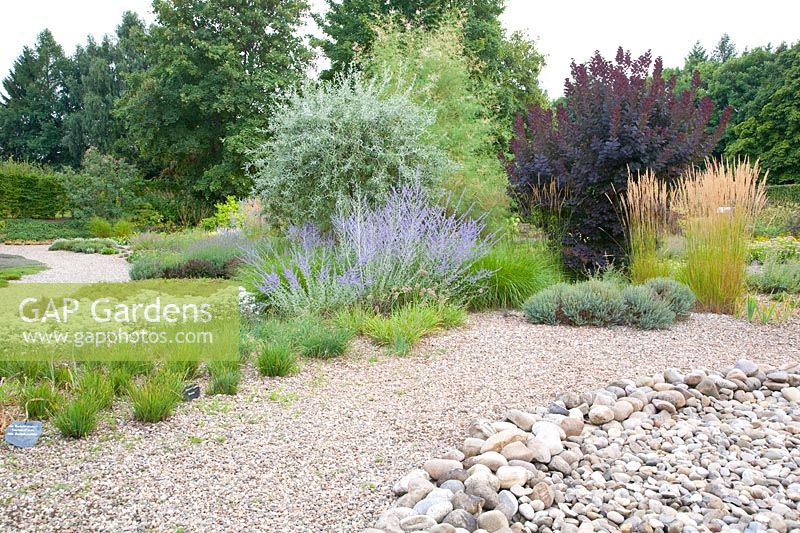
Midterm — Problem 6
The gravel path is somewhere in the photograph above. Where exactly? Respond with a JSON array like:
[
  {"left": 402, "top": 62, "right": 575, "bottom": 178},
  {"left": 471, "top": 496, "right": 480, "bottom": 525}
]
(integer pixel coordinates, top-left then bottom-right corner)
[
  {"left": 1, "top": 312, "right": 799, "bottom": 532},
  {"left": 0, "top": 244, "right": 129, "bottom": 282}
]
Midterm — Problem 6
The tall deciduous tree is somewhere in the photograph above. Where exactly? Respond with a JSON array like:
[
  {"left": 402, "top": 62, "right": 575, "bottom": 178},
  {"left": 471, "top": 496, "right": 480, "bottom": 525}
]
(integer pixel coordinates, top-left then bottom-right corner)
[
  {"left": 0, "top": 30, "right": 70, "bottom": 164},
  {"left": 117, "top": 0, "right": 312, "bottom": 202},
  {"left": 712, "top": 33, "right": 737, "bottom": 63},
  {"left": 505, "top": 48, "right": 730, "bottom": 272},
  {"left": 62, "top": 12, "right": 149, "bottom": 165},
  {"left": 314, "top": 0, "right": 545, "bottom": 128}
]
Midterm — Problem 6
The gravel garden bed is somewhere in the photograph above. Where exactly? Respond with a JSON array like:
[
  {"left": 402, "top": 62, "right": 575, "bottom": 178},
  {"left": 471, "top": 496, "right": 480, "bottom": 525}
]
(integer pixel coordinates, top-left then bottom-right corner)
[
  {"left": 0, "top": 244, "right": 130, "bottom": 283},
  {"left": 1, "top": 312, "right": 798, "bottom": 532}
]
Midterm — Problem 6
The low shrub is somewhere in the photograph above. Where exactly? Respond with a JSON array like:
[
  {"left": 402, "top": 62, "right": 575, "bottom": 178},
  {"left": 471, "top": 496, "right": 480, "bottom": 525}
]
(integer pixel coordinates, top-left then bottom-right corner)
[
  {"left": 621, "top": 285, "right": 677, "bottom": 330},
  {"left": 161, "top": 258, "right": 226, "bottom": 279},
  {"left": 53, "top": 397, "right": 99, "bottom": 438},
  {"left": 644, "top": 277, "right": 696, "bottom": 319},
  {"left": 88, "top": 217, "right": 114, "bottom": 238},
  {"left": 245, "top": 185, "right": 493, "bottom": 315},
  {"left": 362, "top": 304, "right": 465, "bottom": 355},
  {"left": 469, "top": 240, "right": 562, "bottom": 310},
  {"left": 767, "top": 184, "right": 800, "bottom": 204},
  {"left": 112, "top": 220, "right": 135, "bottom": 240},
  {"left": 748, "top": 258, "right": 800, "bottom": 294},
  {"left": 754, "top": 203, "right": 800, "bottom": 238},
  {"left": 749, "top": 237, "right": 800, "bottom": 263},
  {"left": 49, "top": 238, "right": 118, "bottom": 254},
  {"left": 256, "top": 342, "right": 298, "bottom": 377},
  {"left": 522, "top": 278, "right": 694, "bottom": 329},
  {"left": 129, "top": 230, "right": 246, "bottom": 280},
  {"left": 0, "top": 218, "right": 89, "bottom": 242},
  {"left": 19, "top": 382, "right": 64, "bottom": 420},
  {"left": 128, "top": 372, "right": 183, "bottom": 423}
]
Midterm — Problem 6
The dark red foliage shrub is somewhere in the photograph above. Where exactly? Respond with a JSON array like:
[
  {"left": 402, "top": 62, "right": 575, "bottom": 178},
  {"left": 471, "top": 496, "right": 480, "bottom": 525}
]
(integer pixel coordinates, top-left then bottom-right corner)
[{"left": 505, "top": 48, "right": 731, "bottom": 272}]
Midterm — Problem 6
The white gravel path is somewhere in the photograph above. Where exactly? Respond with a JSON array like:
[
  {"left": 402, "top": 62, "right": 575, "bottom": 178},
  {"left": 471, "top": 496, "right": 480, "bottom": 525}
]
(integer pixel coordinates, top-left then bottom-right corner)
[
  {"left": 0, "top": 311, "right": 798, "bottom": 532},
  {"left": 0, "top": 244, "right": 129, "bottom": 282}
]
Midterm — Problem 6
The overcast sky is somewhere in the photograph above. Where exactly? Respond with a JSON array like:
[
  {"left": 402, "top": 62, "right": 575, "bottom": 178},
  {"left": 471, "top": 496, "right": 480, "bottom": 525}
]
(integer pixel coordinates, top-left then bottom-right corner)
[{"left": 1, "top": 0, "right": 798, "bottom": 98}]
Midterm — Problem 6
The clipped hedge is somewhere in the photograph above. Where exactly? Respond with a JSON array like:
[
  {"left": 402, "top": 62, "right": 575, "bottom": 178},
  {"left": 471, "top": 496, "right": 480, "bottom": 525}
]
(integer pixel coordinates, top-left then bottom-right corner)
[
  {"left": 767, "top": 184, "right": 800, "bottom": 204},
  {"left": 0, "top": 160, "right": 67, "bottom": 218},
  {"left": 0, "top": 218, "right": 89, "bottom": 242}
]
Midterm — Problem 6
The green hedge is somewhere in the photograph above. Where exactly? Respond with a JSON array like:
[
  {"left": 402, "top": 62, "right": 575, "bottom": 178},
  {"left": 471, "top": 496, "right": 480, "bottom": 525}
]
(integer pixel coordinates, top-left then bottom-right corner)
[
  {"left": 0, "top": 160, "right": 67, "bottom": 218},
  {"left": 0, "top": 219, "right": 89, "bottom": 242},
  {"left": 767, "top": 184, "right": 800, "bottom": 204}
]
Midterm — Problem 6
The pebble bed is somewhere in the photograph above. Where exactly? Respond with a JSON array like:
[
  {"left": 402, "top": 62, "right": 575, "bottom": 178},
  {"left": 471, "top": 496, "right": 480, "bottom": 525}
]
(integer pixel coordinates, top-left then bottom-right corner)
[
  {"left": 370, "top": 359, "right": 800, "bottom": 533},
  {"left": 0, "top": 244, "right": 130, "bottom": 283},
  {"left": 0, "top": 312, "right": 798, "bottom": 531}
]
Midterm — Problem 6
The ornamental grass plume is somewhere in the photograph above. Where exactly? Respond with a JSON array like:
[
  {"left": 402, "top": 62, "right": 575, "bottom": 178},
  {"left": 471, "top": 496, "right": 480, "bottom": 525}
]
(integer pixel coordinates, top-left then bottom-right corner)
[
  {"left": 620, "top": 169, "right": 671, "bottom": 283},
  {"left": 673, "top": 159, "right": 767, "bottom": 314}
]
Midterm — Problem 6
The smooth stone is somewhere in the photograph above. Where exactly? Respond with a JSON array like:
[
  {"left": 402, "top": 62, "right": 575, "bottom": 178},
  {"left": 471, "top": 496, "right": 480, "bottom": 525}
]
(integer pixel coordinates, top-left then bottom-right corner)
[
  {"left": 393, "top": 469, "right": 430, "bottom": 495},
  {"left": 783, "top": 387, "right": 800, "bottom": 403},
  {"left": 481, "top": 428, "right": 528, "bottom": 454},
  {"left": 425, "top": 459, "right": 465, "bottom": 481},
  {"left": 560, "top": 417, "right": 584, "bottom": 437},
  {"left": 696, "top": 377, "right": 721, "bottom": 399},
  {"left": 506, "top": 409, "right": 537, "bottom": 431},
  {"left": 496, "top": 465, "right": 529, "bottom": 489},
  {"left": 526, "top": 439, "right": 552, "bottom": 463},
  {"left": 735, "top": 359, "right": 759, "bottom": 377},
  {"left": 477, "top": 510, "right": 509, "bottom": 532},
  {"left": 501, "top": 441, "right": 535, "bottom": 462},
  {"left": 461, "top": 438, "right": 486, "bottom": 458},
  {"left": 531, "top": 421, "right": 565, "bottom": 455},
  {"left": 400, "top": 515, "right": 437, "bottom": 531},
  {"left": 452, "top": 491, "right": 484, "bottom": 514},
  {"left": 530, "top": 481, "right": 555, "bottom": 507},
  {"left": 612, "top": 400, "right": 634, "bottom": 421},
  {"left": 443, "top": 509, "right": 478, "bottom": 531},
  {"left": 472, "top": 451, "right": 508, "bottom": 471},
  {"left": 588, "top": 405, "right": 614, "bottom": 425},
  {"left": 496, "top": 490, "right": 518, "bottom": 521}
]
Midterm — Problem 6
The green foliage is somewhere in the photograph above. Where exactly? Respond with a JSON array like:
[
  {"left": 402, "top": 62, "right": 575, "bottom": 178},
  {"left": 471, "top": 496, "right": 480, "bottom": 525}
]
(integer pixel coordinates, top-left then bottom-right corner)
[
  {"left": 206, "top": 368, "right": 240, "bottom": 396},
  {"left": 129, "top": 230, "right": 245, "bottom": 280},
  {"left": 112, "top": 219, "right": 135, "bottom": 240},
  {"left": 0, "top": 30, "right": 71, "bottom": 165},
  {"left": 748, "top": 258, "right": 800, "bottom": 294},
  {"left": 469, "top": 240, "right": 562, "bottom": 310},
  {"left": 87, "top": 217, "right": 114, "bottom": 238},
  {"left": 294, "top": 319, "right": 353, "bottom": 359},
  {"left": 61, "top": 149, "right": 143, "bottom": 220},
  {"left": 49, "top": 238, "right": 118, "bottom": 254},
  {"left": 767, "top": 185, "right": 800, "bottom": 204},
  {"left": 19, "top": 381, "right": 64, "bottom": 420},
  {"left": 749, "top": 237, "right": 800, "bottom": 263},
  {"left": 724, "top": 43, "right": 800, "bottom": 184},
  {"left": 200, "top": 196, "right": 244, "bottom": 230},
  {"left": 128, "top": 372, "right": 183, "bottom": 423},
  {"left": 0, "top": 218, "right": 89, "bottom": 242},
  {"left": 364, "top": 20, "right": 509, "bottom": 228},
  {"left": 522, "top": 278, "right": 693, "bottom": 329},
  {"left": 0, "top": 160, "right": 67, "bottom": 218},
  {"left": 164, "top": 360, "right": 200, "bottom": 381},
  {"left": 117, "top": 0, "right": 312, "bottom": 203},
  {"left": 75, "top": 370, "right": 114, "bottom": 410},
  {"left": 256, "top": 342, "right": 298, "bottom": 377},
  {"left": 52, "top": 397, "right": 99, "bottom": 439},
  {"left": 250, "top": 72, "right": 450, "bottom": 226},
  {"left": 361, "top": 304, "right": 465, "bottom": 355},
  {"left": 755, "top": 203, "right": 800, "bottom": 238}
]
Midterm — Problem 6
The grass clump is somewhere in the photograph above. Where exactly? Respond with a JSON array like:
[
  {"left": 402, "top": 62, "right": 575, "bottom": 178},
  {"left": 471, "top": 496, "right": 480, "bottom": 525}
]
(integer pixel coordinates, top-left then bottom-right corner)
[
  {"left": 469, "top": 240, "right": 562, "bottom": 310},
  {"left": 19, "top": 382, "right": 64, "bottom": 420},
  {"left": 75, "top": 370, "right": 114, "bottom": 410},
  {"left": 362, "top": 304, "right": 465, "bottom": 355},
  {"left": 295, "top": 319, "right": 353, "bottom": 359},
  {"left": 53, "top": 397, "right": 99, "bottom": 439},
  {"left": 674, "top": 159, "right": 767, "bottom": 314},
  {"left": 128, "top": 372, "right": 184, "bottom": 423},
  {"left": 621, "top": 169, "right": 672, "bottom": 283},
  {"left": 256, "top": 342, "right": 298, "bottom": 377},
  {"left": 206, "top": 369, "right": 240, "bottom": 395}
]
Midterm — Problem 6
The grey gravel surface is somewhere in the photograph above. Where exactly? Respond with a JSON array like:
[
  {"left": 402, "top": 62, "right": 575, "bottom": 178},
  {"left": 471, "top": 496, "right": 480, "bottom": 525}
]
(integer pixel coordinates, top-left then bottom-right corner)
[
  {"left": 0, "top": 311, "right": 798, "bottom": 532},
  {"left": 0, "top": 244, "right": 130, "bottom": 282}
]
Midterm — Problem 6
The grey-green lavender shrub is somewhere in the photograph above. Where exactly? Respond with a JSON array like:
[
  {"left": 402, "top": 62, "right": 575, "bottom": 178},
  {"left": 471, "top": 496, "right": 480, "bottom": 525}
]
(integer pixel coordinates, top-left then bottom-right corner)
[
  {"left": 621, "top": 285, "right": 676, "bottom": 330},
  {"left": 643, "top": 277, "right": 696, "bottom": 318},
  {"left": 248, "top": 72, "right": 452, "bottom": 226}
]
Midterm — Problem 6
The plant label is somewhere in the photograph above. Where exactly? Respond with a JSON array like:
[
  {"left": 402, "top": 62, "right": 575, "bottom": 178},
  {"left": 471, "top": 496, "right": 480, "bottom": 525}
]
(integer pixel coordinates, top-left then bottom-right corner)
[
  {"left": 5, "top": 421, "right": 43, "bottom": 448},
  {"left": 183, "top": 383, "right": 201, "bottom": 401}
]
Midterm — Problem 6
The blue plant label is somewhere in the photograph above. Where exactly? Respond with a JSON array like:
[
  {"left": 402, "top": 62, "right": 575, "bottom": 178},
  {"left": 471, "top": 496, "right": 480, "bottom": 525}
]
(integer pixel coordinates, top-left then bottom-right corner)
[
  {"left": 183, "top": 383, "right": 201, "bottom": 401},
  {"left": 5, "top": 421, "right": 43, "bottom": 448}
]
